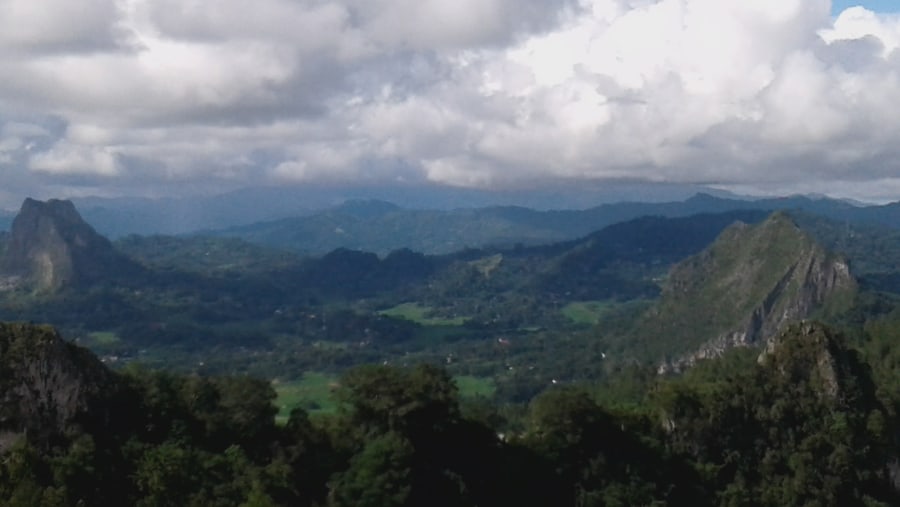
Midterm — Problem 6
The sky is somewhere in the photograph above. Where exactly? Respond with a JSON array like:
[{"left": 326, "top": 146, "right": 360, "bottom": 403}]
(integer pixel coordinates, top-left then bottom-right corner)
[{"left": 3, "top": 0, "right": 900, "bottom": 208}]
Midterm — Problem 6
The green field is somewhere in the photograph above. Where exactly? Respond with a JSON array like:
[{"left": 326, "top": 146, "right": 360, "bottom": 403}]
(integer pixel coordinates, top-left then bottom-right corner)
[
  {"left": 379, "top": 302, "right": 469, "bottom": 326},
  {"left": 85, "top": 331, "right": 122, "bottom": 347},
  {"left": 454, "top": 375, "right": 496, "bottom": 398},
  {"left": 561, "top": 301, "right": 613, "bottom": 325},
  {"left": 273, "top": 372, "right": 339, "bottom": 423}
]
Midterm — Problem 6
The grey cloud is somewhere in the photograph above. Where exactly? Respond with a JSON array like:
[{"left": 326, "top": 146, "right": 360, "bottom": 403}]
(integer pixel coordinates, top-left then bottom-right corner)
[
  {"left": 0, "top": 0, "right": 134, "bottom": 55},
  {"left": 1, "top": 0, "right": 900, "bottom": 202}
]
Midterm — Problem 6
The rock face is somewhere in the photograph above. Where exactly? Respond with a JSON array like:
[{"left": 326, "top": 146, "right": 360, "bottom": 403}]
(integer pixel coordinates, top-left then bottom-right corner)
[
  {"left": 641, "top": 212, "right": 857, "bottom": 372},
  {"left": 0, "top": 322, "right": 117, "bottom": 451},
  {"left": 757, "top": 321, "right": 856, "bottom": 400},
  {"left": 0, "top": 198, "right": 139, "bottom": 291}
]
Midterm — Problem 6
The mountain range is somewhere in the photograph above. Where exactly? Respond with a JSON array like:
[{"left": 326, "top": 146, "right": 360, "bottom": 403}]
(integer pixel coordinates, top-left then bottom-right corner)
[
  {"left": 3, "top": 181, "right": 723, "bottom": 237},
  {"left": 2, "top": 186, "right": 886, "bottom": 245},
  {"left": 205, "top": 193, "right": 900, "bottom": 256}
]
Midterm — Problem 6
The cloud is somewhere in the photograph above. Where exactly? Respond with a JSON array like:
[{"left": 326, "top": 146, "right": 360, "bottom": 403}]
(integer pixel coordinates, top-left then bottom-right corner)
[
  {"left": 1, "top": 0, "right": 900, "bottom": 202},
  {"left": 29, "top": 141, "right": 120, "bottom": 176},
  {"left": 0, "top": 0, "right": 130, "bottom": 55}
]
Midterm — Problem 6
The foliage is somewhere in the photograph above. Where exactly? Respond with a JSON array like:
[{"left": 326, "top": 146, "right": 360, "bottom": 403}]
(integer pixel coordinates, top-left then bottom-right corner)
[{"left": 0, "top": 320, "right": 898, "bottom": 505}]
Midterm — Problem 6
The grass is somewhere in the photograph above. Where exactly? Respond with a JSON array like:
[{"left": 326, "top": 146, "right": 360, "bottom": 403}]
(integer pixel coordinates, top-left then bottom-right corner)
[
  {"left": 86, "top": 331, "right": 121, "bottom": 346},
  {"left": 454, "top": 375, "right": 496, "bottom": 398},
  {"left": 561, "top": 301, "right": 614, "bottom": 325},
  {"left": 379, "top": 302, "right": 468, "bottom": 326},
  {"left": 273, "top": 372, "right": 339, "bottom": 424}
]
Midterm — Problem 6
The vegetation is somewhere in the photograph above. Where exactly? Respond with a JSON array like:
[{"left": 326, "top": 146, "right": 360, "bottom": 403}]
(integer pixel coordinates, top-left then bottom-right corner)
[
  {"left": 560, "top": 300, "right": 613, "bottom": 325},
  {"left": 273, "top": 372, "right": 340, "bottom": 422},
  {"left": 378, "top": 303, "right": 469, "bottom": 326},
  {"left": 7, "top": 198, "right": 900, "bottom": 504},
  {"left": 0, "top": 321, "right": 897, "bottom": 506}
]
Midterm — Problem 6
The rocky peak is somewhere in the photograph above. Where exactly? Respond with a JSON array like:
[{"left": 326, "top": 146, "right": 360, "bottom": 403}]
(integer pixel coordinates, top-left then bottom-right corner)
[
  {"left": 758, "top": 321, "right": 870, "bottom": 402},
  {"left": 0, "top": 198, "right": 138, "bottom": 291},
  {"left": 0, "top": 322, "right": 118, "bottom": 451},
  {"left": 646, "top": 212, "right": 856, "bottom": 372}
]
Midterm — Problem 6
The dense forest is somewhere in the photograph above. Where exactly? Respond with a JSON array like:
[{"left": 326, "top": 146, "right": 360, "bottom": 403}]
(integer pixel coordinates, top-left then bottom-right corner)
[{"left": 0, "top": 321, "right": 898, "bottom": 506}]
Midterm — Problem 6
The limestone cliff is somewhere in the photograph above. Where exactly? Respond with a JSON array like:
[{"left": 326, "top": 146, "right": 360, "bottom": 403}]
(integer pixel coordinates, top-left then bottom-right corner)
[
  {"left": 0, "top": 198, "right": 139, "bottom": 292},
  {"left": 637, "top": 212, "right": 856, "bottom": 372},
  {"left": 0, "top": 322, "right": 118, "bottom": 451},
  {"left": 758, "top": 322, "right": 843, "bottom": 398}
]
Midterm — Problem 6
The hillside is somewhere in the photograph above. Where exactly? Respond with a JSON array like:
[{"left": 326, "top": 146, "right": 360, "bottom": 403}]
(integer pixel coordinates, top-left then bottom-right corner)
[{"left": 632, "top": 213, "right": 856, "bottom": 370}]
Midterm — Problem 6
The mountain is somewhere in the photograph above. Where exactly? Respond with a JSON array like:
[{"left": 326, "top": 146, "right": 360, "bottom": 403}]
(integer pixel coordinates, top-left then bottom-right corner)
[
  {"left": 633, "top": 212, "right": 856, "bottom": 371},
  {"left": 0, "top": 198, "right": 141, "bottom": 292},
  {"left": 757, "top": 321, "right": 870, "bottom": 400},
  {"left": 208, "top": 201, "right": 570, "bottom": 255},
  {"left": 72, "top": 186, "right": 320, "bottom": 238},
  {"left": 67, "top": 182, "right": 730, "bottom": 237},
  {"left": 0, "top": 210, "right": 12, "bottom": 232},
  {"left": 64, "top": 185, "right": 900, "bottom": 254},
  {"left": 533, "top": 210, "right": 771, "bottom": 300},
  {"left": 208, "top": 193, "right": 882, "bottom": 256},
  {"left": 0, "top": 322, "right": 118, "bottom": 451}
]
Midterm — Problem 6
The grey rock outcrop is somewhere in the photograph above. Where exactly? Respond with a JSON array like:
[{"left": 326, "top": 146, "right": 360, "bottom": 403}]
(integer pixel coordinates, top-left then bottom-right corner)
[
  {"left": 0, "top": 322, "right": 118, "bottom": 451},
  {"left": 0, "top": 198, "right": 139, "bottom": 292}
]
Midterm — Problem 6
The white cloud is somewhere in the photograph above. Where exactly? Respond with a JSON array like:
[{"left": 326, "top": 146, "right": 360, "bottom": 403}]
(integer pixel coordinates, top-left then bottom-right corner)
[
  {"left": 29, "top": 141, "right": 120, "bottom": 176},
  {"left": 0, "top": 0, "right": 129, "bottom": 54},
  {"left": 1, "top": 0, "right": 900, "bottom": 201}
]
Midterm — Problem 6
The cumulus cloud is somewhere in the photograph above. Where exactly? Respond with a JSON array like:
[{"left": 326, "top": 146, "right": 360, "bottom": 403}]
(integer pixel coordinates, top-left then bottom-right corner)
[
  {"left": 1, "top": 0, "right": 900, "bottom": 203},
  {"left": 29, "top": 141, "right": 120, "bottom": 176},
  {"left": 0, "top": 0, "right": 131, "bottom": 55}
]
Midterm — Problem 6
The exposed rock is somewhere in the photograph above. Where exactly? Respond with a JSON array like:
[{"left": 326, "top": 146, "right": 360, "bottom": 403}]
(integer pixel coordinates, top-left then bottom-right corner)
[
  {"left": 648, "top": 213, "right": 856, "bottom": 373},
  {"left": 0, "top": 198, "right": 140, "bottom": 292},
  {"left": 0, "top": 322, "right": 118, "bottom": 451},
  {"left": 758, "top": 321, "right": 870, "bottom": 402}
]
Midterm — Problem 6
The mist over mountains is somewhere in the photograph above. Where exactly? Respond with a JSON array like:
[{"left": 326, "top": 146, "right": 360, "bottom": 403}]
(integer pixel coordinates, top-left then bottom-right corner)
[
  {"left": 0, "top": 182, "right": 727, "bottom": 237},
  {"left": 5, "top": 185, "right": 891, "bottom": 257},
  {"left": 205, "top": 192, "right": 895, "bottom": 256}
]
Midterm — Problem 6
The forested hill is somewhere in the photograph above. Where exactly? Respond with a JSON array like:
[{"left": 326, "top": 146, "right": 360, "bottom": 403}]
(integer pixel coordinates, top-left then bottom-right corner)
[
  {"left": 634, "top": 213, "right": 857, "bottom": 370},
  {"left": 0, "top": 320, "right": 896, "bottom": 506}
]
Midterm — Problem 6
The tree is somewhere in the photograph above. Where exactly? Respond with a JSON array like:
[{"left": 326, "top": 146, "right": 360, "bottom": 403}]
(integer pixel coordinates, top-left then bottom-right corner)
[{"left": 328, "top": 432, "right": 414, "bottom": 507}]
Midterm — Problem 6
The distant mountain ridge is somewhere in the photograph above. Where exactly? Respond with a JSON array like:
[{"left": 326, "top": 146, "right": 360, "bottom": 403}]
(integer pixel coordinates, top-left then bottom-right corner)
[
  {"left": 3, "top": 190, "right": 895, "bottom": 257},
  {"left": 205, "top": 193, "right": 879, "bottom": 255},
  {"left": 59, "top": 182, "right": 727, "bottom": 236}
]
